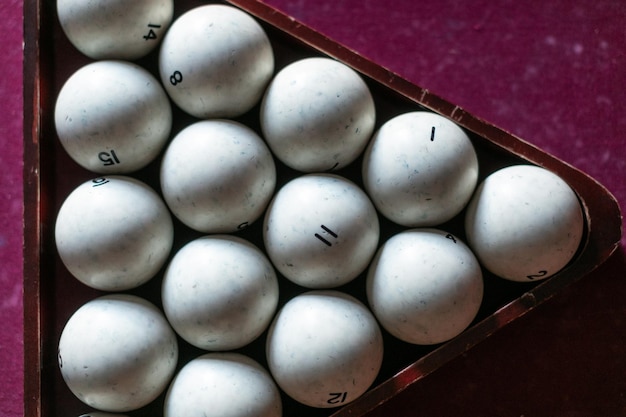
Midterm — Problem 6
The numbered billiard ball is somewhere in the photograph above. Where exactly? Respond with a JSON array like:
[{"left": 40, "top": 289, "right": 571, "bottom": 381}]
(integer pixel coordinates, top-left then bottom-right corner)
[
  {"left": 58, "top": 294, "right": 178, "bottom": 412},
  {"left": 54, "top": 60, "right": 172, "bottom": 174},
  {"left": 263, "top": 174, "right": 379, "bottom": 289},
  {"left": 465, "top": 164, "right": 585, "bottom": 282},
  {"left": 260, "top": 57, "right": 376, "bottom": 172},
  {"left": 266, "top": 291, "right": 384, "bottom": 408},
  {"left": 160, "top": 119, "right": 276, "bottom": 233},
  {"left": 362, "top": 111, "right": 479, "bottom": 227},
  {"left": 57, "top": 0, "right": 173, "bottom": 60},
  {"left": 161, "top": 235, "right": 279, "bottom": 351},
  {"left": 158, "top": 4, "right": 274, "bottom": 118},
  {"left": 54, "top": 176, "right": 174, "bottom": 291},
  {"left": 366, "top": 228, "right": 484, "bottom": 345},
  {"left": 164, "top": 353, "right": 282, "bottom": 417},
  {"left": 78, "top": 413, "right": 129, "bottom": 417}
]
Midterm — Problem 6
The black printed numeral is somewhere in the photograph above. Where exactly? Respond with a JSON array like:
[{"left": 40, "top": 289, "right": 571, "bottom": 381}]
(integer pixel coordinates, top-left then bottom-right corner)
[
  {"left": 143, "top": 23, "right": 162, "bottom": 41},
  {"left": 169, "top": 70, "right": 183, "bottom": 86},
  {"left": 92, "top": 178, "right": 110, "bottom": 187},
  {"left": 98, "top": 150, "right": 120, "bottom": 166},
  {"left": 314, "top": 225, "right": 338, "bottom": 247},
  {"left": 526, "top": 270, "right": 548, "bottom": 280},
  {"left": 327, "top": 392, "right": 348, "bottom": 405}
]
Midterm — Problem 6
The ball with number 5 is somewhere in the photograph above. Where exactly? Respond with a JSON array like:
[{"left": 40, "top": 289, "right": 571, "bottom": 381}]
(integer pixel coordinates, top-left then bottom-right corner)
[
  {"left": 55, "top": 60, "right": 172, "bottom": 174},
  {"left": 55, "top": 176, "right": 174, "bottom": 291},
  {"left": 366, "top": 228, "right": 484, "bottom": 345},
  {"left": 158, "top": 4, "right": 274, "bottom": 118}
]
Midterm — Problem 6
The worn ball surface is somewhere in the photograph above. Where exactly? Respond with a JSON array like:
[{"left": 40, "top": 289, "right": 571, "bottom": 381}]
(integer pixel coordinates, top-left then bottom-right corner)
[
  {"left": 57, "top": 0, "right": 173, "bottom": 60},
  {"left": 54, "top": 60, "right": 172, "bottom": 174},
  {"left": 366, "top": 228, "right": 484, "bottom": 345},
  {"left": 161, "top": 235, "right": 279, "bottom": 351},
  {"left": 160, "top": 119, "right": 276, "bottom": 233},
  {"left": 260, "top": 57, "right": 376, "bottom": 172},
  {"left": 158, "top": 4, "right": 274, "bottom": 118},
  {"left": 362, "top": 111, "right": 479, "bottom": 227},
  {"left": 266, "top": 290, "right": 384, "bottom": 408},
  {"left": 54, "top": 176, "right": 174, "bottom": 291},
  {"left": 465, "top": 164, "right": 584, "bottom": 282},
  {"left": 263, "top": 174, "right": 379, "bottom": 288},
  {"left": 58, "top": 294, "right": 178, "bottom": 412},
  {"left": 164, "top": 353, "right": 282, "bottom": 417}
]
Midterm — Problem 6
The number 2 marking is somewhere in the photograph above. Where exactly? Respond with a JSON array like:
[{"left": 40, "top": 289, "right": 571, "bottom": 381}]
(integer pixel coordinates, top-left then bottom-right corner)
[{"left": 526, "top": 270, "right": 548, "bottom": 280}]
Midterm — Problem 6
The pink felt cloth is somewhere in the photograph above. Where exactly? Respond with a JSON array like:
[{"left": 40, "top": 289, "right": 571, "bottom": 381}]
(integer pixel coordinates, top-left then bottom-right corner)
[{"left": 4, "top": 0, "right": 626, "bottom": 415}]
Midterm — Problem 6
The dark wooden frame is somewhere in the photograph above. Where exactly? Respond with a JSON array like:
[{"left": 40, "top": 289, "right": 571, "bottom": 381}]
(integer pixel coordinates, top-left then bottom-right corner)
[{"left": 23, "top": 0, "right": 622, "bottom": 416}]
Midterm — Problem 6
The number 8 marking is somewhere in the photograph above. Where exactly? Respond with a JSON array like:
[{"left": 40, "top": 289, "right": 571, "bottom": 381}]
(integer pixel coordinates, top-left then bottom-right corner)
[{"left": 169, "top": 70, "right": 183, "bottom": 86}]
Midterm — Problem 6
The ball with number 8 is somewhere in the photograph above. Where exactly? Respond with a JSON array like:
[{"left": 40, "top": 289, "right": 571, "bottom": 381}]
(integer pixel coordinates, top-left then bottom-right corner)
[{"left": 158, "top": 4, "right": 274, "bottom": 118}]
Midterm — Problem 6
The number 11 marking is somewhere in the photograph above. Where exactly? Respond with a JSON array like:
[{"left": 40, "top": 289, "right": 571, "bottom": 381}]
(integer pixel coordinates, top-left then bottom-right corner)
[{"left": 315, "top": 225, "right": 338, "bottom": 247}]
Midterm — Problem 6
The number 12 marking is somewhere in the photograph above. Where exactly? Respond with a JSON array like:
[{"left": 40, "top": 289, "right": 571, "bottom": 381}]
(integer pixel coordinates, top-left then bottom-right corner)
[{"left": 327, "top": 392, "right": 348, "bottom": 404}]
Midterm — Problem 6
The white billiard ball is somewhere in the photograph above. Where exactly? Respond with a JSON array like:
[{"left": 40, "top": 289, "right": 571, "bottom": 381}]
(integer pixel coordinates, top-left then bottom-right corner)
[
  {"left": 260, "top": 57, "right": 376, "bottom": 172},
  {"left": 263, "top": 174, "right": 379, "bottom": 289},
  {"left": 58, "top": 294, "right": 178, "bottom": 412},
  {"left": 161, "top": 235, "right": 279, "bottom": 351},
  {"left": 160, "top": 119, "right": 276, "bottom": 233},
  {"left": 54, "top": 176, "right": 174, "bottom": 291},
  {"left": 362, "top": 111, "right": 479, "bottom": 227},
  {"left": 164, "top": 353, "right": 282, "bottom": 417},
  {"left": 266, "top": 291, "right": 384, "bottom": 408},
  {"left": 55, "top": 60, "right": 172, "bottom": 174},
  {"left": 465, "top": 164, "right": 585, "bottom": 282},
  {"left": 366, "top": 228, "right": 484, "bottom": 345},
  {"left": 158, "top": 4, "right": 274, "bottom": 118},
  {"left": 57, "top": 0, "right": 173, "bottom": 60}
]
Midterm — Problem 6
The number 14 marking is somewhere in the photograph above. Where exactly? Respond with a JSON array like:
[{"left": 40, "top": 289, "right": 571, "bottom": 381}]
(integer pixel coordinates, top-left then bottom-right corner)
[{"left": 143, "top": 23, "right": 162, "bottom": 41}]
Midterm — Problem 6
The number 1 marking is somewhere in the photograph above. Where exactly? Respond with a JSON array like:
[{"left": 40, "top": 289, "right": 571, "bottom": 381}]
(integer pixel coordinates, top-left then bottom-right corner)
[{"left": 430, "top": 126, "right": 436, "bottom": 141}]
